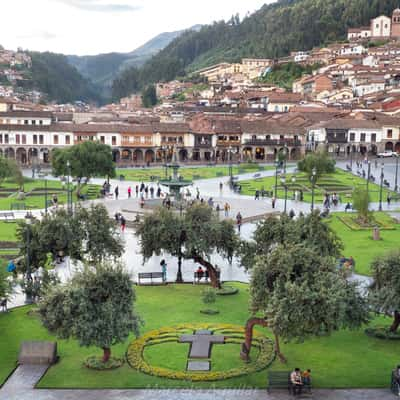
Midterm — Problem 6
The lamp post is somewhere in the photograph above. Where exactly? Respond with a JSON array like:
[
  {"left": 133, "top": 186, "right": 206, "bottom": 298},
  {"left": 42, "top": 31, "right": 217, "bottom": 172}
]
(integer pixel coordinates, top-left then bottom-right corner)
[
  {"left": 395, "top": 154, "right": 399, "bottom": 192},
  {"left": 366, "top": 160, "right": 371, "bottom": 195},
  {"left": 311, "top": 167, "right": 317, "bottom": 212},
  {"left": 176, "top": 229, "right": 186, "bottom": 283},
  {"left": 281, "top": 176, "right": 288, "bottom": 214},
  {"left": 379, "top": 163, "right": 384, "bottom": 211},
  {"left": 228, "top": 146, "right": 233, "bottom": 188},
  {"left": 283, "top": 145, "right": 288, "bottom": 175},
  {"left": 24, "top": 213, "right": 33, "bottom": 304},
  {"left": 66, "top": 160, "right": 72, "bottom": 215},
  {"left": 44, "top": 179, "right": 48, "bottom": 215},
  {"left": 350, "top": 146, "right": 353, "bottom": 169},
  {"left": 274, "top": 156, "right": 279, "bottom": 198},
  {"left": 292, "top": 176, "right": 296, "bottom": 199}
]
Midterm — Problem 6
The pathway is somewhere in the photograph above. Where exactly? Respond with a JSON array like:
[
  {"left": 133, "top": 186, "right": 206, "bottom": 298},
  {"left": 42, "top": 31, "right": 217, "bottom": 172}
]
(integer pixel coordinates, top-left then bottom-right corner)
[{"left": 0, "top": 365, "right": 395, "bottom": 400}]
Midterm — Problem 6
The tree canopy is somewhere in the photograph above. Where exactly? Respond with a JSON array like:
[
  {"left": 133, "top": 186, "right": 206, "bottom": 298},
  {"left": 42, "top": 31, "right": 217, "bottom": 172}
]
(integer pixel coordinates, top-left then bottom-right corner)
[
  {"left": 369, "top": 251, "right": 400, "bottom": 332},
  {"left": 141, "top": 84, "right": 158, "bottom": 108},
  {"left": 136, "top": 204, "right": 238, "bottom": 287},
  {"left": 297, "top": 152, "right": 335, "bottom": 182},
  {"left": 39, "top": 263, "right": 141, "bottom": 363},
  {"left": 352, "top": 187, "right": 371, "bottom": 223},
  {"left": 17, "top": 205, "right": 123, "bottom": 271},
  {"left": 0, "top": 156, "right": 23, "bottom": 188},
  {"left": 52, "top": 141, "right": 115, "bottom": 182},
  {"left": 246, "top": 244, "right": 369, "bottom": 360},
  {"left": 240, "top": 212, "right": 342, "bottom": 271}
]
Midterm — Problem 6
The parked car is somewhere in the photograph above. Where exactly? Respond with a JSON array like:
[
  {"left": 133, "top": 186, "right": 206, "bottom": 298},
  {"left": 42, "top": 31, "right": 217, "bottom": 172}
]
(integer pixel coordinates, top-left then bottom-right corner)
[{"left": 377, "top": 151, "right": 396, "bottom": 158}]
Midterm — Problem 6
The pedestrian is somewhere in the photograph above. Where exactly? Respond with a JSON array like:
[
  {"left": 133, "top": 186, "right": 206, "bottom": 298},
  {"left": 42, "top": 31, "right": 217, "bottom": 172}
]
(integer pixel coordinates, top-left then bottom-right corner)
[
  {"left": 7, "top": 259, "right": 17, "bottom": 278},
  {"left": 271, "top": 197, "right": 276, "bottom": 209},
  {"left": 196, "top": 188, "right": 200, "bottom": 200},
  {"left": 128, "top": 186, "right": 132, "bottom": 198},
  {"left": 157, "top": 187, "right": 162, "bottom": 198},
  {"left": 289, "top": 209, "right": 295, "bottom": 219},
  {"left": 135, "top": 185, "right": 139, "bottom": 197},
  {"left": 219, "top": 182, "right": 223, "bottom": 192},
  {"left": 224, "top": 202, "right": 230, "bottom": 217},
  {"left": 299, "top": 190, "right": 304, "bottom": 202},
  {"left": 150, "top": 186, "right": 155, "bottom": 198},
  {"left": 120, "top": 215, "right": 126, "bottom": 232},
  {"left": 255, "top": 190, "right": 260, "bottom": 200},
  {"left": 345, "top": 202, "right": 352, "bottom": 212},
  {"left": 387, "top": 194, "right": 392, "bottom": 206},
  {"left": 236, "top": 212, "right": 242, "bottom": 233},
  {"left": 145, "top": 186, "right": 149, "bottom": 198},
  {"left": 216, "top": 204, "right": 221, "bottom": 216},
  {"left": 114, "top": 186, "right": 119, "bottom": 200},
  {"left": 160, "top": 259, "right": 167, "bottom": 282},
  {"left": 114, "top": 211, "right": 121, "bottom": 222},
  {"left": 52, "top": 195, "right": 58, "bottom": 207},
  {"left": 140, "top": 182, "right": 145, "bottom": 192}
]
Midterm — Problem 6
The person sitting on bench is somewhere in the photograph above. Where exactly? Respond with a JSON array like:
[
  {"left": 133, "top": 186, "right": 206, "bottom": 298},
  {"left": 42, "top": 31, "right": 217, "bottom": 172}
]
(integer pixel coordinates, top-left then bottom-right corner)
[
  {"left": 290, "top": 368, "right": 303, "bottom": 396},
  {"left": 196, "top": 266, "right": 204, "bottom": 282}
]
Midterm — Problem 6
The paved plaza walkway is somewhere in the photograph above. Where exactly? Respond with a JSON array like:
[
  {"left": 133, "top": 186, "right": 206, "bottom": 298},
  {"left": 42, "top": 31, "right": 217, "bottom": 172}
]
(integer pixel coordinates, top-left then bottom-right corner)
[{"left": 0, "top": 365, "right": 396, "bottom": 400}]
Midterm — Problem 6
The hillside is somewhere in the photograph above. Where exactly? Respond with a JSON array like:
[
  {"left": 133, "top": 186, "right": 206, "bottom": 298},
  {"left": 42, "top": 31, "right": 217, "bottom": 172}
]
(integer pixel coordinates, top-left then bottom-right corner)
[
  {"left": 67, "top": 25, "right": 202, "bottom": 98},
  {"left": 111, "top": 0, "right": 400, "bottom": 100}
]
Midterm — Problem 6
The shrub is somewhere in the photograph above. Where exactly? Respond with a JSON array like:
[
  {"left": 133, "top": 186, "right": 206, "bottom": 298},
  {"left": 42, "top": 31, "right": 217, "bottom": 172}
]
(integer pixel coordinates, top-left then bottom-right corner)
[
  {"left": 202, "top": 287, "right": 217, "bottom": 304},
  {"left": 84, "top": 356, "right": 124, "bottom": 370}
]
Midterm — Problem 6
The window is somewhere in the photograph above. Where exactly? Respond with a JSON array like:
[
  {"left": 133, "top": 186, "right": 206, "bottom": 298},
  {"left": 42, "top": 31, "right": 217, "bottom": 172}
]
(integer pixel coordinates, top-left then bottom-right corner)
[
  {"left": 33, "top": 135, "right": 37, "bottom": 144},
  {"left": 65, "top": 135, "right": 70, "bottom": 145},
  {"left": 112, "top": 136, "right": 116, "bottom": 146},
  {"left": 100, "top": 136, "right": 105, "bottom": 144},
  {"left": 53, "top": 135, "right": 58, "bottom": 145},
  {"left": 360, "top": 133, "right": 366, "bottom": 142},
  {"left": 39, "top": 135, "right": 44, "bottom": 144},
  {"left": 39, "top": 120, "right": 43, "bottom": 125},
  {"left": 280, "top": 135, "right": 284, "bottom": 140},
  {"left": 32, "top": 120, "right": 36, "bottom": 125},
  {"left": 22, "top": 135, "right": 26, "bottom": 144},
  {"left": 265, "top": 135, "right": 271, "bottom": 140},
  {"left": 350, "top": 133, "right": 355, "bottom": 141},
  {"left": 371, "top": 133, "right": 376, "bottom": 143},
  {"left": 0, "top": 135, "right": 2, "bottom": 144},
  {"left": 4, "top": 134, "right": 8, "bottom": 144},
  {"left": 376, "top": 24, "right": 379, "bottom": 28},
  {"left": 24, "top": 120, "right": 29, "bottom": 125},
  {"left": 16, "top": 134, "right": 20, "bottom": 144},
  {"left": 388, "top": 129, "right": 393, "bottom": 139}
]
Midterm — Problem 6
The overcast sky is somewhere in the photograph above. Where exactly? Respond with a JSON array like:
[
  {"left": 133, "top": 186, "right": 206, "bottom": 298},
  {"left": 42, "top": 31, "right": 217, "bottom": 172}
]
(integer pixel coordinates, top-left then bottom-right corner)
[{"left": 0, "top": 0, "right": 271, "bottom": 56}]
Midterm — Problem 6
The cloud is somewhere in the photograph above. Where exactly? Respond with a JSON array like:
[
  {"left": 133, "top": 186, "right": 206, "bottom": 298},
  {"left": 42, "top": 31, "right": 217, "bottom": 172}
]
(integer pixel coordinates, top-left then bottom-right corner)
[
  {"left": 16, "top": 30, "right": 58, "bottom": 41},
  {"left": 54, "top": 0, "right": 141, "bottom": 13}
]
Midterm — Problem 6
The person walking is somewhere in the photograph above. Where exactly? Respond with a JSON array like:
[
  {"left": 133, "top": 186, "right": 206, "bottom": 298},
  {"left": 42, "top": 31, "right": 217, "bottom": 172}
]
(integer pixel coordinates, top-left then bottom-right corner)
[
  {"left": 160, "top": 259, "right": 167, "bottom": 283},
  {"left": 150, "top": 186, "right": 155, "bottom": 198},
  {"left": 114, "top": 186, "right": 119, "bottom": 200},
  {"left": 156, "top": 186, "right": 162, "bottom": 198},
  {"left": 236, "top": 212, "right": 243, "bottom": 233},
  {"left": 127, "top": 186, "right": 132, "bottom": 198},
  {"left": 120, "top": 215, "right": 126, "bottom": 232},
  {"left": 224, "top": 202, "right": 230, "bottom": 217},
  {"left": 135, "top": 185, "right": 139, "bottom": 197},
  {"left": 271, "top": 197, "right": 276, "bottom": 209},
  {"left": 145, "top": 186, "right": 149, "bottom": 198}
]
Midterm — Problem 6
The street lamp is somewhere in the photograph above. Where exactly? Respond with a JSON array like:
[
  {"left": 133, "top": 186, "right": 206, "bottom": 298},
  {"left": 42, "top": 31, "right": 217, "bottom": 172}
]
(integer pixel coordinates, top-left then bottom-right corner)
[
  {"left": 379, "top": 163, "right": 384, "bottom": 211},
  {"left": 228, "top": 146, "right": 233, "bottom": 188},
  {"left": 366, "top": 160, "right": 371, "bottom": 195},
  {"left": 350, "top": 146, "right": 353, "bottom": 169},
  {"left": 176, "top": 229, "right": 186, "bottom": 283},
  {"left": 24, "top": 213, "right": 33, "bottom": 304},
  {"left": 274, "top": 156, "right": 279, "bottom": 198},
  {"left": 395, "top": 154, "right": 399, "bottom": 192},
  {"left": 66, "top": 160, "right": 72, "bottom": 214},
  {"left": 292, "top": 176, "right": 296, "bottom": 199},
  {"left": 283, "top": 145, "right": 288, "bottom": 175},
  {"left": 44, "top": 179, "right": 48, "bottom": 215},
  {"left": 311, "top": 167, "right": 317, "bottom": 212},
  {"left": 281, "top": 176, "right": 288, "bottom": 214}
]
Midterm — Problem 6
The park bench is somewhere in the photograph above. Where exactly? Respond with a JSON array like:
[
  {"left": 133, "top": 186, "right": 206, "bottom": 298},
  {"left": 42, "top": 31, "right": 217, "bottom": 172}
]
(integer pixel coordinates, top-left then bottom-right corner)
[
  {"left": 193, "top": 270, "right": 221, "bottom": 284},
  {"left": 138, "top": 272, "right": 165, "bottom": 285},
  {"left": 268, "top": 371, "right": 312, "bottom": 396},
  {"left": 267, "top": 371, "right": 291, "bottom": 393},
  {"left": 11, "top": 203, "right": 26, "bottom": 210},
  {"left": 0, "top": 212, "right": 15, "bottom": 222}
]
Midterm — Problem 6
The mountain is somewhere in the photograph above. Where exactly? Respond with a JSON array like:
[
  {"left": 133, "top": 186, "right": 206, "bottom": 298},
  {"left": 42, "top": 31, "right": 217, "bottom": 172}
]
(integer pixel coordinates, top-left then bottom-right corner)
[
  {"left": 111, "top": 0, "right": 400, "bottom": 100},
  {"left": 67, "top": 25, "right": 202, "bottom": 98}
]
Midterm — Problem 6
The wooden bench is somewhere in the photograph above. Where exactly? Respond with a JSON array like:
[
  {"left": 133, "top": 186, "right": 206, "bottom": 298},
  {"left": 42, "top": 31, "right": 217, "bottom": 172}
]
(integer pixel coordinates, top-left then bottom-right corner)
[
  {"left": 138, "top": 272, "right": 165, "bottom": 285},
  {"left": 193, "top": 270, "right": 220, "bottom": 284},
  {"left": 0, "top": 212, "right": 16, "bottom": 222},
  {"left": 267, "top": 371, "right": 291, "bottom": 393}
]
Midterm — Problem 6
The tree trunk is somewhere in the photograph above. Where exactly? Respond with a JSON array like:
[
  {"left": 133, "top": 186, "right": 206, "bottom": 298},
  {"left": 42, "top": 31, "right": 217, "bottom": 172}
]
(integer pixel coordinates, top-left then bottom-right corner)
[
  {"left": 193, "top": 255, "right": 221, "bottom": 289},
  {"left": 390, "top": 310, "right": 400, "bottom": 333},
  {"left": 274, "top": 332, "right": 286, "bottom": 363},
  {"left": 102, "top": 347, "right": 111, "bottom": 363},
  {"left": 240, "top": 317, "right": 269, "bottom": 362}
]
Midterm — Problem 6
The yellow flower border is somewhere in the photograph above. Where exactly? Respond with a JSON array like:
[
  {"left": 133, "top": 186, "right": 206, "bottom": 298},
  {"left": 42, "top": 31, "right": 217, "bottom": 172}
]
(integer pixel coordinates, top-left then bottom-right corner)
[{"left": 126, "top": 323, "right": 275, "bottom": 381}]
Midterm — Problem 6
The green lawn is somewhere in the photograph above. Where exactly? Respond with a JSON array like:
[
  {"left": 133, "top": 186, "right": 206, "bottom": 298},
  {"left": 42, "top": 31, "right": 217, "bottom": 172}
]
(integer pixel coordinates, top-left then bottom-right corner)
[
  {"left": 0, "top": 283, "right": 399, "bottom": 389},
  {"left": 0, "top": 222, "right": 17, "bottom": 242},
  {"left": 328, "top": 212, "right": 400, "bottom": 276},
  {"left": 116, "top": 164, "right": 273, "bottom": 182},
  {"left": 0, "top": 178, "right": 100, "bottom": 210},
  {"left": 239, "top": 169, "right": 394, "bottom": 203}
]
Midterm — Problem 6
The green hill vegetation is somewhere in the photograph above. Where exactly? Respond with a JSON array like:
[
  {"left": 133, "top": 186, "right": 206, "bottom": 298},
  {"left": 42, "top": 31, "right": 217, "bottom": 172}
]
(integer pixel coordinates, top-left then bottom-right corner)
[{"left": 111, "top": 0, "right": 400, "bottom": 100}]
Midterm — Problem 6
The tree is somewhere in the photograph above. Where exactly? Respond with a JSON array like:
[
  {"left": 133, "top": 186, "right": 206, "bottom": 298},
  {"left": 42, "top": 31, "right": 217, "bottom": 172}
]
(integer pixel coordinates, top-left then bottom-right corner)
[
  {"left": 52, "top": 141, "right": 115, "bottom": 195},
  {"left": 39, "top": 263, "right": 141, "bottom": 363},
  {"left": 369, "top": 251, "right": 400, "bottom": 333},
  {"left": 243, "top": 244, "right": 369, "bottom": 362},
  {"left": 17, "top": 205, "right": 123, "bottom": 271},
  {"left": 0, "top": 156, "right": 22, "bottom": 188},
  {"left": 297, "top": 152, "right": 336, "bottom": 182},
  {"left": 352, "top": 187, "right": 371, "bottom": 223},
  {"left": 136, "top": 204, "right": 238, "bottom": 288},
  {"left": 0, "top": 267, "right": 14, "bottom": 301},
  {"left": 141, "top": 84, "right": 158, "bottom": 108},
  {"left": 240, "top": 212, "right": 342, "bottom": 271}
]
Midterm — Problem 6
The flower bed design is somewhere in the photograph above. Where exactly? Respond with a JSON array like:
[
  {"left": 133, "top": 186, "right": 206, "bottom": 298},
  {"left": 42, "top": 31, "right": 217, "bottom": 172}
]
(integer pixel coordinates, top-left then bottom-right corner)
[
  {"left": 338, "top": 215, "right": 396, "bottom": 231},
  {"left": 126, "top": 323, "right": 275, "bottom": 381}
]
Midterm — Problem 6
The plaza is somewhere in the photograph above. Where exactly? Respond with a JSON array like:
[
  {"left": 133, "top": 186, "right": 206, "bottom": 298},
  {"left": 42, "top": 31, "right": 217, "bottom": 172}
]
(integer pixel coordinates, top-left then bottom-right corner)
[{"left": 1, "top": 156, "right": 400, "bottom": 400}]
